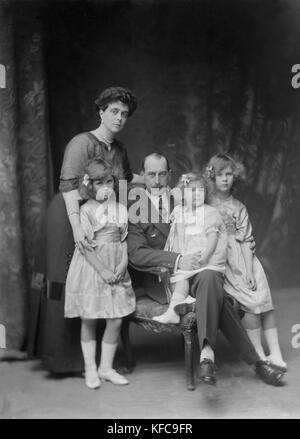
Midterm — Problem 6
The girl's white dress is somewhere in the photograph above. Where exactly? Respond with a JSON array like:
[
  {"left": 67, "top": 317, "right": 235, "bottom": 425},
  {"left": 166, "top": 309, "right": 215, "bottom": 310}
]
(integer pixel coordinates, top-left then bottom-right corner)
[
  {"left": 165, "top": 204, "right": 228, "bottom": 283},
  {"left": 64, "top": 199, "right": 136, "bottom": 319},
  {"left": 210, "top": 196, "right": 273, "bottom": 314}
]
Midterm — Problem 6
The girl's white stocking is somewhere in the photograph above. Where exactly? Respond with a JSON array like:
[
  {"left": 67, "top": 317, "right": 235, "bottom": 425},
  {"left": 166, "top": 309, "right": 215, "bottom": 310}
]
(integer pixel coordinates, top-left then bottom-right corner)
[
  {"left": 264, "top": 328, "right": 286, "bottom": 368},
  {"left": 98, "top": 341, "right": 128, "bottom": 385},
  {"left": 246, "top": 328, "right": 267, "bottom": 360},
  {"left": 98, "top": 341, "right": 117, "bottom": 373},
  {"left": 81, "top": 340, "right": 100, "bottom": 389}
]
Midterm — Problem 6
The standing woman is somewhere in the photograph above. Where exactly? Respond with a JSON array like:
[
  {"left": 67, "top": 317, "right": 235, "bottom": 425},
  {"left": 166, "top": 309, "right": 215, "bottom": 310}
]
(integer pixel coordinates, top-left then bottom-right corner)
[{"left": 33, "top": 87, "right": 140, "bottom": 373}]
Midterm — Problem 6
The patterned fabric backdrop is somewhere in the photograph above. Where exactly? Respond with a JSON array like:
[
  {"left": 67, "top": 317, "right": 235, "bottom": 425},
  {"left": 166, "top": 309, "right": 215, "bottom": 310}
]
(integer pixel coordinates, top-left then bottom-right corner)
[
  {"left": 0, "top": 1, "right": 52, "bottom": 350},
  {"left": 0, "top": 1, "right": 27, "bottom": 350},
  {"left": 43, "top": 0, "right": 300, "bottom": 286},
  {"left": 15, "top": 4, "right": 53, "bottom": 285},
  {"left": 0, "top": 0, "right": 300, "bottom": 349}
]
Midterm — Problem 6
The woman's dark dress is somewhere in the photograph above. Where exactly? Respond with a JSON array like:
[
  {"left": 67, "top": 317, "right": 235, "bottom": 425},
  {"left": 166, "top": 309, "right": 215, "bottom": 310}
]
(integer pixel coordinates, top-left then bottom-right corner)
[{"left": 29, "top": 132, "right": 133, "bottom": 373}]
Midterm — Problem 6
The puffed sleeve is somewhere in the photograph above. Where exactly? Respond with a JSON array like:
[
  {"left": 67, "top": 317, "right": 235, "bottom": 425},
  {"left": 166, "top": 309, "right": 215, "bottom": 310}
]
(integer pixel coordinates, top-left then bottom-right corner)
[
  {"left": 117, "top": 203, "right": 129, "bottom": 242},
  {"left": 79, "top": 205, "right": 97, "bottom": 245},
  {"left": 59, "top": 134, "right": 89, "bottom": 192},
  {"left": 204, "top": 207, "right": 223, "bottom": 234},
  {"left": 235, "top": 204, "right": 253, "bottom": 242}
]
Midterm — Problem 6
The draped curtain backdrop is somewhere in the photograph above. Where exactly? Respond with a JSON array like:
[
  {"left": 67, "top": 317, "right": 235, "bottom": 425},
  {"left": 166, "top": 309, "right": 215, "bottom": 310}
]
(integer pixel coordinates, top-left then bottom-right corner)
[
  {"left": 43, "top": 0, "right": 300, "bottom": 285},
  {"left": 0, "top": 0, "right": 52, "bottom": 350},
  {"left": 0, "top": 0, "right": 300, "bottom": 349}
]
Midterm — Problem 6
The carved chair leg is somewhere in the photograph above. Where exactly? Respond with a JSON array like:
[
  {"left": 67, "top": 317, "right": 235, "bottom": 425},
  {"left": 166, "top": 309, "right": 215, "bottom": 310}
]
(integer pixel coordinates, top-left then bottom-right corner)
[
  {"left": 120, "top": 317, "right": 135, "bottom": 373},
  {"left": 182, "top": 328, "right": 195, "bottom": 391}
]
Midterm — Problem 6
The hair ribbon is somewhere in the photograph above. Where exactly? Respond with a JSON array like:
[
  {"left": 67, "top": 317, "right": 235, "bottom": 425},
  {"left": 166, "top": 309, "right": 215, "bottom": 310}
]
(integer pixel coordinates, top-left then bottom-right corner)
[
  {"left": 206, "top": 165, "right": 214, "bottom": 178},
  {"left": 181, "top": 174, "right": 190, "bottom": 186},
  {"left": 82, "top": 174, "right": 90, "bottom": 186}
]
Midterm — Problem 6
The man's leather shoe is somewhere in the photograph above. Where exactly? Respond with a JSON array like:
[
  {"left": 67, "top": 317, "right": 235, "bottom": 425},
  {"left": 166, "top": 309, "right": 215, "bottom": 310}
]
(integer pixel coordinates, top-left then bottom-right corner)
[
  {"left": 174, "top": 302, "right": 196, "bottom": 316},
  {"left": 255, "top": 360, "right": 285, "bottom": 386},
  {"left": 198, "top": 359, "right": 217, "bottom": 386}
]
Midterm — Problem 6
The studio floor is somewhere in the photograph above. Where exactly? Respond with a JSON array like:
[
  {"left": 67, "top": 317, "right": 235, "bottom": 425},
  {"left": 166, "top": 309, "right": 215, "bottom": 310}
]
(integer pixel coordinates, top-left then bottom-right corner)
[{"left": 0, "top": 288, "right": 299, "bottom": 419}]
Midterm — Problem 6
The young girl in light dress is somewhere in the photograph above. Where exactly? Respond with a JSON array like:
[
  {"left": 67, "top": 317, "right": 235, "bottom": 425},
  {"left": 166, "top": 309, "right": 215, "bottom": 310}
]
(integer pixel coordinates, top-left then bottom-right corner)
[
  {"left": 64, "top": 157, "right": 136, "bottom": 389},
  {"left": 206, "top": 153, "right": 286, "bottom": 372},
  {"left": 153, "top": 173, "right": 228, "bottom": 324}
]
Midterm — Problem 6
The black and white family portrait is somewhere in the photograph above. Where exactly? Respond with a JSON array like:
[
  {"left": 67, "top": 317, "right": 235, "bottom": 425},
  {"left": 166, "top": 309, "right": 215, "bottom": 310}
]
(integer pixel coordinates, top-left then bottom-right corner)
[{"left": 0, "top": 0, "right": 300, "bottom": 421}]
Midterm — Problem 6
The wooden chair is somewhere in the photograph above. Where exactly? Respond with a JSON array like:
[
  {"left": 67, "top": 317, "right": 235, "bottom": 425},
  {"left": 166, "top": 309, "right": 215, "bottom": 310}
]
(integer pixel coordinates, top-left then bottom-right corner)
[{"left": 121, "top": 267, "right": 197, "bottom": 390}]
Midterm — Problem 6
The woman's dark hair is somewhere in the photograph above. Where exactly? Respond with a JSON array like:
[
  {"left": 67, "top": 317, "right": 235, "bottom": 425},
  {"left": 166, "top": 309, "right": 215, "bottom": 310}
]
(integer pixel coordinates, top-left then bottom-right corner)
[
  {"left": 94, "top": 87, "right": 137, "bottom": 119},
  {"left": 79, "top": 156, "right": 119, "bottom": 200}
]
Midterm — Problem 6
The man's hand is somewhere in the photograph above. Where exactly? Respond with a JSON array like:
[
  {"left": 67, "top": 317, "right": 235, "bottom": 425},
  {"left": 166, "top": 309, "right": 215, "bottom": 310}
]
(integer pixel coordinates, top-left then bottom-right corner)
[
  {"left": 246, "top": 272, "right": 257, "bottom": 291},
  {"left": 178, "top": 251, "right": 202, "bottom": 271}
]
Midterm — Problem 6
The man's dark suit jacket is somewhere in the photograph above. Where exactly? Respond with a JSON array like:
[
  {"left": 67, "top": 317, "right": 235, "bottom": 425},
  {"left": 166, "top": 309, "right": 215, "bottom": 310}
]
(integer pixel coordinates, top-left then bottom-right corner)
[{"left": 127, "top": 188, "right": 179, "bottom": 304}]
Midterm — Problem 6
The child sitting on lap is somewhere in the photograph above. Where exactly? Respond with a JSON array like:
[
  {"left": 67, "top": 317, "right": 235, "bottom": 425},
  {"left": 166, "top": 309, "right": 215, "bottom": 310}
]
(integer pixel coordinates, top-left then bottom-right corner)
[{"left": 153, "top": 172, "right": 227, "bottom": 324}]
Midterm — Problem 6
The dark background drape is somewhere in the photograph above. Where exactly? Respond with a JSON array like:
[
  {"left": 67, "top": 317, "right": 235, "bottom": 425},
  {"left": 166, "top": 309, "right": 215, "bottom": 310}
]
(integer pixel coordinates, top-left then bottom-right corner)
[
  {"left": 1, "top": 0, "right": 300, "bottom": 349},
  {"left": 43, "top": 0, "right": 300, "bottom": 286}
]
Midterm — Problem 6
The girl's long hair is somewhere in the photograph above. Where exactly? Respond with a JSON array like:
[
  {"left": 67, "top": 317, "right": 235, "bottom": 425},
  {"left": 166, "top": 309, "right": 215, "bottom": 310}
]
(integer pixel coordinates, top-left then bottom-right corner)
[{"left": 204, "top": 153, "right": 246, "bottom": 200}]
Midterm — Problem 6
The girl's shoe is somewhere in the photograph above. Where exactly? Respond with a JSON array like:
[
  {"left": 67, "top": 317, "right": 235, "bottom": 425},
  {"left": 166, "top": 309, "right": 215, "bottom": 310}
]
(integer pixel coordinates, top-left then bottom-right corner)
[
  {"left": 85, "top": 368, "right": 101, "bottom": 389},
  {"left": 266, "top": 360, "right": 287, "bottom": 373},
  {"left": 98, "top": 368, "right": 129, "bottom": 385},
  {"left": 153, "top": 311, "right": 180, "bottom": 324}
]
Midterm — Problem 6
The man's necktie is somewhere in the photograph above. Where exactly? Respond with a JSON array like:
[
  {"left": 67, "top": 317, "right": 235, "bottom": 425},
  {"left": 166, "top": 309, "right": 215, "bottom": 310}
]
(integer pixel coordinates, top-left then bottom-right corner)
[{"left": 158, "top": 195, "right": 163, "bottom": 222}]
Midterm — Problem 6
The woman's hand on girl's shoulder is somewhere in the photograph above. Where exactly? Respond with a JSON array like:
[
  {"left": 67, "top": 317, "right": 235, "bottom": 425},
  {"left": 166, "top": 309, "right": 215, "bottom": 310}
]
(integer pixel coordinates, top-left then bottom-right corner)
[{"left": 73, "top": 224, "right": 93, "bottom": 254}]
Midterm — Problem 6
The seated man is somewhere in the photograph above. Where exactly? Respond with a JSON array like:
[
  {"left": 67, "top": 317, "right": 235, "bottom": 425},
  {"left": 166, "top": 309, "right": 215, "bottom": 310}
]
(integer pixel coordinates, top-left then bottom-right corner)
[{"left": 127, "top": 152, "right": 284, "bottom": 387}]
